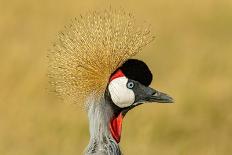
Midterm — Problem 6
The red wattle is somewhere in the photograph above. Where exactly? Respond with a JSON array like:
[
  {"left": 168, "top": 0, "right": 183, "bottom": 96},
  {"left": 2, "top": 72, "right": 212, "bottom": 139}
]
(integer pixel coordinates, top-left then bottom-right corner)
[{"left": 109, "top": 112, "right": 123, "bottom": 143}]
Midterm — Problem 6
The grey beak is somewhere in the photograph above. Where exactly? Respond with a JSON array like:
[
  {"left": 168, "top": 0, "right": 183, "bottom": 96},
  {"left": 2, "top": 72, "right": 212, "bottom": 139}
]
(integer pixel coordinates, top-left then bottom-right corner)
[
  {"left": 122, "top": 85, "right": 173, "bottom": 114},
  {"left": 145, "top": 88, "right": 174, "bottom": 103}
]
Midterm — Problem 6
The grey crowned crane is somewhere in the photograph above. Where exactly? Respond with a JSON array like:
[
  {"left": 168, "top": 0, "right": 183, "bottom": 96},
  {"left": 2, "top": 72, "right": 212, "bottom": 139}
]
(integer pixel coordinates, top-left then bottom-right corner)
[{"left": 48, "top": 8, "right": 173, "bottom": 155}]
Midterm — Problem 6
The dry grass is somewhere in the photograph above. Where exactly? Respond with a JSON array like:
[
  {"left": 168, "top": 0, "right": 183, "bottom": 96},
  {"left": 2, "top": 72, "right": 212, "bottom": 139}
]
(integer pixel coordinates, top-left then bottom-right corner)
[{"left": 0, "top": 0, "right": 232, "bottom": 154}]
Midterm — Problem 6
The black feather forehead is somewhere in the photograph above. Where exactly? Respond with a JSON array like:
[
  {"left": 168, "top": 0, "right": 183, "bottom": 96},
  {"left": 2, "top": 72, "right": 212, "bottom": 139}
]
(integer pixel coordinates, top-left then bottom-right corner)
[{"left": 118, "top": 59, "right": 153, "bottom": 86}]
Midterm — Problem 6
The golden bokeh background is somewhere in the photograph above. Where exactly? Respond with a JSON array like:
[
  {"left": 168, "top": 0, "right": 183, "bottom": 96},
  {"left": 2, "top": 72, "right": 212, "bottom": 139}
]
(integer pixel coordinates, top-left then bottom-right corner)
[{"left": 0, "top": 0, "right": 232, "bottom": 154}]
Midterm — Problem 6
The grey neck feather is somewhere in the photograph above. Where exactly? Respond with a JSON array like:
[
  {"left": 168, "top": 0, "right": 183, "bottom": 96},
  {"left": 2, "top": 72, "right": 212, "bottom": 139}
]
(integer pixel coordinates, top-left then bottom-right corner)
[{"left": 84, "top": 96, "right": 122, "bottom": 155}]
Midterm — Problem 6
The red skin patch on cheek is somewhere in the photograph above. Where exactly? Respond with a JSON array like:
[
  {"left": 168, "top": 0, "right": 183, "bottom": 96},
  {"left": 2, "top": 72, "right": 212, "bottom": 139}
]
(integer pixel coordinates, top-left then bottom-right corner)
[
  {"left": 109, "top": 113, "right": 123, "bottom": 143},
  {"left": 110, "top": 70, "right": 125, "bottom": 82}
]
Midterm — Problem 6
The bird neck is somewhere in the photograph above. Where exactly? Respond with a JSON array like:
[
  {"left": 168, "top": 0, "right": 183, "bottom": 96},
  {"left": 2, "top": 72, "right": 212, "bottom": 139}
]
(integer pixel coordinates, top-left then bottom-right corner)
[{"left": 85, "top": 96, "right": 122, "bottom": 155}]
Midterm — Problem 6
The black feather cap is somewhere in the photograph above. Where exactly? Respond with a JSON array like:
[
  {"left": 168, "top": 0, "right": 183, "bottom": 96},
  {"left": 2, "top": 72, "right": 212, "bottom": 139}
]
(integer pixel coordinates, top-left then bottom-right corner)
[{"left": 118, "top": 59, "right": 153, "bottom": 86}]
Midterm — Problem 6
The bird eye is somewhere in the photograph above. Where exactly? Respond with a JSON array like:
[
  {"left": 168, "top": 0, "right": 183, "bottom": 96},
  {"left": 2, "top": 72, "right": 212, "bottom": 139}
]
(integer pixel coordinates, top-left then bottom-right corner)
[{"left": 127, "top": 81, "right": 134, "bottom": 89}]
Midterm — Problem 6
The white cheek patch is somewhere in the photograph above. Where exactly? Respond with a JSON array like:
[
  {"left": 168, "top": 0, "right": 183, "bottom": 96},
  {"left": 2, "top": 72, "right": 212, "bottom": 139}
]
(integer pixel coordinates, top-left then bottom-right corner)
[{"left": 108, "top": 77, "right": 135, "bottom": 108}]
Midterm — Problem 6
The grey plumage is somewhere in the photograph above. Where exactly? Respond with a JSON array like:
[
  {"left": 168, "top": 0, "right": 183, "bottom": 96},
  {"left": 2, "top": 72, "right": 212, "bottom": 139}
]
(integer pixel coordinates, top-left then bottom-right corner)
[{"left": 85, "top": 95, "right": 122, "bottom": 155}]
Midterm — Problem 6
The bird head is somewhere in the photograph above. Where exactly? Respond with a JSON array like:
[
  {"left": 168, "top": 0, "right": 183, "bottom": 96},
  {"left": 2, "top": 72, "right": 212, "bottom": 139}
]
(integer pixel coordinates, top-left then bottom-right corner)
[
  {"left": 106, "top": 59, "right": 173, "bottom": 143},
  {"left": 48, "top": 9, "right": 173, "bottom": 149}
]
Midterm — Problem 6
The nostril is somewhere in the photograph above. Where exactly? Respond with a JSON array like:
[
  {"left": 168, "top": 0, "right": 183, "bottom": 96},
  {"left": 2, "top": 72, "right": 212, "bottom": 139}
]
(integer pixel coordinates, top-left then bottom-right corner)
[{"left": 152, "top": 91, "right": 159, "bottom": 96}]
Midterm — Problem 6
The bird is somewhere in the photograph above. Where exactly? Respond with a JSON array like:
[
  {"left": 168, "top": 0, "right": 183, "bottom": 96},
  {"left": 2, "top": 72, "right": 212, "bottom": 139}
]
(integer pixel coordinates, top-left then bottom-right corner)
[{"left": 48, "top": 8, "right": 173, "bottom": 155}]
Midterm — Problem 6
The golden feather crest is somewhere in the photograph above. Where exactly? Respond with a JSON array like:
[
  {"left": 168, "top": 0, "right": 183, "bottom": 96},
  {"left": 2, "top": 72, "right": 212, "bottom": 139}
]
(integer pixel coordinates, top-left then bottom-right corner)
[{"left": 48, "top": 8, "right": 154, "bottom": 105}]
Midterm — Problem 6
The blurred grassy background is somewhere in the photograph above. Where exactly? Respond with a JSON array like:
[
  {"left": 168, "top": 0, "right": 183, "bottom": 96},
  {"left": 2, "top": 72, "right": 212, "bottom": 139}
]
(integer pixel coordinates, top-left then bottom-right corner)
[{"left": 0, "top": 0, "right": 232, "bottom": 154}]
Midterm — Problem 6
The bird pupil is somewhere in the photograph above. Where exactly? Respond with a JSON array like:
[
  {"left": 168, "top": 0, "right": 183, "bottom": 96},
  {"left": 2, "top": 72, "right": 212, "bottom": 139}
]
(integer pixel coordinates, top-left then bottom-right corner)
[{"left": 127, "top": 82, "right": 134, "bottom": 89}]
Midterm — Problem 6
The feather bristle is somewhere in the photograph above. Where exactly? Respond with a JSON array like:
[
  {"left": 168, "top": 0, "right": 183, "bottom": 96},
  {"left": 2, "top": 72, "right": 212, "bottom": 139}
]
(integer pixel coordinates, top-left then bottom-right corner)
[{"left": 48, "top": 8, "right": 154, "bottom": 105}]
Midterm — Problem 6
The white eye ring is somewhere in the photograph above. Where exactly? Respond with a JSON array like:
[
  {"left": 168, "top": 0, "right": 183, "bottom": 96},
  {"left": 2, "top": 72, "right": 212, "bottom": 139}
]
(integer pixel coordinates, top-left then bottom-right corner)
[{"left": 127, "top": 81, "right": 134, "bottom": 89}]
